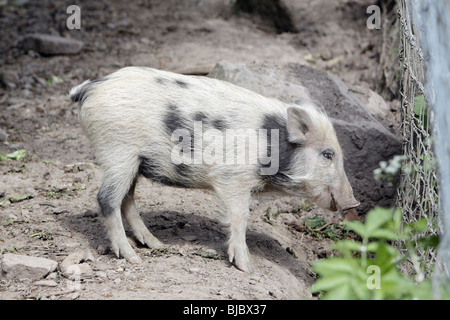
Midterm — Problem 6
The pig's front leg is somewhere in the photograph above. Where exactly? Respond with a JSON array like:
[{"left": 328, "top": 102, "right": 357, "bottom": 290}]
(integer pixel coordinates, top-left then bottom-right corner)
[{"left": 215, "top": 186, "right": 253, "bottom": 273}]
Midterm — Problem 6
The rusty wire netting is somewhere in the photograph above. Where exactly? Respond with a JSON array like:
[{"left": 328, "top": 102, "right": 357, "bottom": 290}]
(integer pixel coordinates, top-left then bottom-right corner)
[{"left": 396, "top": 0, "right": 439, "bottom": 275}]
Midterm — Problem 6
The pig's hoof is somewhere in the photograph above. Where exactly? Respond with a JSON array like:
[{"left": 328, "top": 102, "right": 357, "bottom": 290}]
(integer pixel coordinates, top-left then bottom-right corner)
[
  {"left": 234, "top": 260, "right": 254, "bottom": 273},
  {"left": 135, "top": 232, "right": 164, "bottom": 249},
  {"left": 111, "top": 239, "right": 141, "bottom": 264},
  {"left": 128, "top": 255, "right": 142, "bottom": 264},
  {"left": 228, "top": 246, "right": 253, "bottom": 273}
]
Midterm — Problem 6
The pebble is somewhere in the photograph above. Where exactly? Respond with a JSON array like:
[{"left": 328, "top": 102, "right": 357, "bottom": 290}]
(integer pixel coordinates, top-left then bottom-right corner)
[
  {"left": 95, "top": 271, "right": 107, "bottom": 279},
  {"left": 21, "top": 33, "right": 84, "bottom": 55},
  {"left": 34, "top": 280, "right": 58, "bottom": 287},
  {"left": 60, "top": 249, "right": 94, "bottom": 278},
  {"left": 0, "top": 70, "right": 19, "bottom": 89},
  {"left": 1, "top": 253, "right": 58, "bottom": 280},
  {"left": 83, "top": 209, "right": 98, "bottom": 218},
  {"left": 52, "top": 207, "right": 69, "bottom": 215},
  {"left": 182, "top": 235, "right": 198, "bottom": 242},
  {"left": 70, "top": 292, "right": 80, "bottom": 300},
  {"left": 0, "top": 128, "right": 9, "bottom": 142},
  {"left": 97, "top": 245, "right": 109, "bottom": 255}
]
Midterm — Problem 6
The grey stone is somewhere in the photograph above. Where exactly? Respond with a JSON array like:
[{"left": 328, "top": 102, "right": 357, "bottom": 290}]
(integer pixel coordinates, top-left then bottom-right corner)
[
  {"left": 1, "top": 253, "right": 58, "bottom": 280},
  {"left": 0, "top": 128, "right": 8, "bottom": 142},
  {"left": 21, "top": 33, "right": 83, "bottom": 56},
  {"left": 60, "top": 249, "right": 94, "bottom": 278},
  {"left": 34, "top": 279, "right": 58, "bottom": 287},
  {"left": 208, "top": 61, "right": 402, "bottom": 212},
  {"left": 0, "top": 70, "right": 19, "bottom": 89}
]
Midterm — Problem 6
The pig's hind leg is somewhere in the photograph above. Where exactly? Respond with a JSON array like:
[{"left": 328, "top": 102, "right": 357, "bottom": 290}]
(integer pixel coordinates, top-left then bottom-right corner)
[
  {"left": 97, "top": 159, "right": 142, "bottom": 264},
  {"left": 121, "top": 179, "right": 164, "bottom": 249}
]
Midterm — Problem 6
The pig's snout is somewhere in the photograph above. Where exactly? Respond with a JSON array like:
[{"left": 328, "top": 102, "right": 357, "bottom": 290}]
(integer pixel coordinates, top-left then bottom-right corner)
[
  {"left": 331, "top": 193, "right": 360, "bottom": 212},
  {"left": 340, "top": 198, "right": 360, "bottom": 211},
  {"left": 341, "top": 199, "right": 361, "bottom": 211},
  {"left": 330, "top": 191, "right": 360, "bottom": 212}
]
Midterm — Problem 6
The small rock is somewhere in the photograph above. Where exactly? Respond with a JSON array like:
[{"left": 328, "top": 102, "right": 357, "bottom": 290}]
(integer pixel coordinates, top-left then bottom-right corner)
[
  {"left": 0, "top": 128, "right": 8, "bottom": 142},
  {"left": 95, "top": 271, "right": 107, "bottom": 279},
  {"left": 83, "top": 209, "right": 98, "bottom": 218},
  {"left": 60, "top": 249, "right": 94, "bottom": 278},
  {"left": 70, "top": 291, "right": 80, "bottom": 300},
  {"left": 21, "top": 33, "right": 83, "bottom": 56},
  {"left": 53, "top": 207, "right": 69, "bottom": 215},
  {"left": 0, "top": 70, "right": 19, "bottom": 89},
  {"left": 189, "top": 267, "right": 200, "bottom": 273},
  {"left": 320, "top": 49, "right": 333, "bottom": 61},
  {"left": 46, "top": 272, "right": 59, "bottom": 280},
  {"left": 182, "top": 235, "right": 198, "bottom": 242},
  {"left": 1, "top": 253, "right": 58, "bottom": 280},
  {"left": 97, "top": 245, "right": 109, "bottom": 255},
  {"left": 106, "top": 270, "right": 118, "bottom": 279},
  {"left": 66, "top": 263, "right": 93, "bottom": 278},
  {"left": 34, "top": 279, "right": 58, "bottom": 287}
]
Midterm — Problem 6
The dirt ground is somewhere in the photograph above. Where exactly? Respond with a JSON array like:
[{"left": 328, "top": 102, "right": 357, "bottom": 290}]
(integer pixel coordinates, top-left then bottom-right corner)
[{"left": 0, "top": 0, "right": 394, "bottom": 300}]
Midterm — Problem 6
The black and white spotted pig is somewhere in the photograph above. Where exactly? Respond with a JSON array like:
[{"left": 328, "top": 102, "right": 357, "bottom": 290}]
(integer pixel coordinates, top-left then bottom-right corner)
[{"left": 70, "top": 67, "right": 359, "bottom": 272}]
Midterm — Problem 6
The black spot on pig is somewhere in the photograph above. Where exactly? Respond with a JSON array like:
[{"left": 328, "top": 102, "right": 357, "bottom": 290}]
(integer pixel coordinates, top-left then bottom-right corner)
[
  {"left": 155, "top": 77, "right": 168, "bottom": 85},
  {"left": 211, "top": 119, "right": 227, "bottom": 130},
  {"left": 260, "top": 114, "right": 300, "bottom": 188},
  {"left": 193, "top": 112, "right": 208, "bottom": 122},
  {"left": 164, "top": 104, "right": 186, "bottom": 134},
  {"left": 174, "top": 163, "right": 188, "bottom": 176},
  {"left": 175, "top": 80, "right": 189, "bottom": 89},
  {"left": 97, "top": 184, "right": 115, "bottom": 216},
  {"left": 71, "top": 77, "right": 107, "bottom": 106},
  {"left": 139, "top": 156, "right": 192, "bottom": 188}
]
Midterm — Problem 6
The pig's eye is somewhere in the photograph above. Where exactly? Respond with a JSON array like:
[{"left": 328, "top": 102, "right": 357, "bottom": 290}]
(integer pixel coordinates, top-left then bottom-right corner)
[{"left": 322, "top": 151, "right": 334, "bottom": 160}]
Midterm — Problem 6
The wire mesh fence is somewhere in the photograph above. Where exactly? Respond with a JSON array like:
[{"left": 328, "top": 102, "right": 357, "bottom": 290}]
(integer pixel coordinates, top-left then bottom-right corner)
[{"left": 396, "top": 0, "right": 440, "bottom": 276}]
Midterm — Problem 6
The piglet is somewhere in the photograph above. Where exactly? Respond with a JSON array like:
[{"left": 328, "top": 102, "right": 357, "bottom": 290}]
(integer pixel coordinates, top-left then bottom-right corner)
[{"left": 70, "top": 67, "right": 359, "bottom": 272}]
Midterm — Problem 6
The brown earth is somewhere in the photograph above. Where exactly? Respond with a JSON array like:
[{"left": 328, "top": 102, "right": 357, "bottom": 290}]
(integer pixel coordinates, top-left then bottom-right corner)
[{"left": 0, "top": 0, "right": 398, "bottom": 299}]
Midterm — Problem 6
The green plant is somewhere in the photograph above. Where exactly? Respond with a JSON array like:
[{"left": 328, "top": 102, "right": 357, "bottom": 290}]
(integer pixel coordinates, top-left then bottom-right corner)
[
  {"left": 46, "top": 75, "right": 63, "bottom": 86},
  {"left": 304, "top": 216, "right": 342, "bottom": 241},
  {"left": 0, "top": 149, "right": 26, "bottom": 161},
  {"left": 373, "top": 155, "right": 406, "bottom": 187},
  {"left": 414, "top": 95, "right": 428, "bottom": 130},
  {"left": 311, "top": 207, "right": 446, "bottom": 299}
]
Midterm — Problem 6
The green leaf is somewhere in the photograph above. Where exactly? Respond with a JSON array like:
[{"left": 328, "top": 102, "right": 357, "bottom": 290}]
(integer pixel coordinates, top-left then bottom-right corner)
[
  {"left": 46, "top": 75, "right": 63, "bottom": 86},
  {"left": 410, "top": 218, "right": 428, "bottom": 233},
  {"left": 306, "top": 216, "right": 327, "bottom": 229},
  {"left": 369, "top": 229, "right": 401, "bottom": 241},
  {"left": 312, "top": 257, "right": 357, "bottom": 275},
  {"left": 0, "top": 149, "right": 27, "bottom": 161},
  {"left": 418, "top": 234, "right": 440, "bottom": 251},
  {"left": 310, "top": 274, "right": 349, "bottom": 292},
  {"left": 320, "top": 283, "right": 356, "bottom": 300},
  {"left": 333, "top": 240, "right": 363, "bottom": 256},
  {"left": 413, "top": 95, "right": 426, "bottom": 117},
  {"left": 364, "top": 207, "right": 394, "bottom": 236},
  {"left": 344, "top": 220, "right": 366, "bottom": 237},
  {"left": 8, "top": 194, "right": 33, "bottom": 203},
  {"left": 392, "top": 207, "right": 402, "bottom": 231}
]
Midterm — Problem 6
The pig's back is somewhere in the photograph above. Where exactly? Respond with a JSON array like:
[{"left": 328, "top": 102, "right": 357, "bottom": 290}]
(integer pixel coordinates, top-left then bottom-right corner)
[{"left": 76, "top": 67, "right": 288, "bottom": 190}]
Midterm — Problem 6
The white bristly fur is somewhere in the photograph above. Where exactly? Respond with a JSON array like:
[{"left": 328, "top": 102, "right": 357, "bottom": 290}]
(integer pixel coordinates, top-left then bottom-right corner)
[{"left": 72, "top": 66, "right": 358, "bottom": 272}]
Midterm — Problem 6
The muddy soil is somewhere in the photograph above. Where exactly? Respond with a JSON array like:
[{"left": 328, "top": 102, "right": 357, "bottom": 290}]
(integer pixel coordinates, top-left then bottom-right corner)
[{"left": 0, "top": 0, "right": 394, "bottom": 299}]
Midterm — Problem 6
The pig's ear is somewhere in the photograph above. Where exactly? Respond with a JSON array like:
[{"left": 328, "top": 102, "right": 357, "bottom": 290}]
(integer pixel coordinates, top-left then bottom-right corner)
[{"left": 286, "top": 106, "right": 312, "bottom": 144}]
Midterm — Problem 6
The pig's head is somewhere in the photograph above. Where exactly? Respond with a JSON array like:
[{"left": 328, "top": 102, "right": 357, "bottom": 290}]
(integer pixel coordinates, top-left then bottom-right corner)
[{"left": 274, "top": 102, "right": 360, "bottom": 212}]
